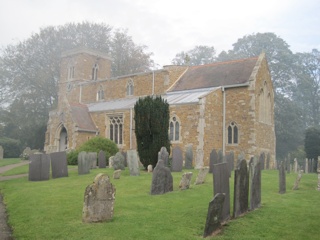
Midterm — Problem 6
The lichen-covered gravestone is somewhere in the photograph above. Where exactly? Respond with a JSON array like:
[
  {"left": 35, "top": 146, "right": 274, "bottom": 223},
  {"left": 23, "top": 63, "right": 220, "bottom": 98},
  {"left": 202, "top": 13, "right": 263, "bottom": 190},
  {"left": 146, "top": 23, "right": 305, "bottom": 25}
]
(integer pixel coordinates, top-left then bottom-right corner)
[
  {"left": 250, "top": 156, "right": 261, "bottom": 210},
  {"left": 179, "top": 172, "right": 193, "bottom": 190},
  {"left": 151, "top": 159, "right": 173, "bottom": 195},
  {"left": 184, "top": 145, "right": 193, "bottom": 169},
  {"left": 171, "top": 146, "right": 183, "bottom": 172},
  {"left": 113, "top": 170, "right": 121, "bottom": 179},
  {"left": 82, "top": 173, "right": 116, "bottom": 223},
  {"left": 88, "top": 152, "right": 97, "bottom": 169},
  {"left": 279, "top": 161, "right": 286, "bottom": 194},
  {"left": 28, "top": 153, "right": 50, "bottom": 181},
  {"left": 158, "top": 146, "right": 169, "bottom": 167},
  {"left": 0, "top": 145, "right": 3, "bottom": 160},
  {"left": 50, "top": 151, "right": 68, "bottom": 178},
  {"left": 113, "top": 152, "right": 125, "bottom": 170},
  {"left": 127, "top": 150, "right": 140, "bottom": 176},
  {"left": 98, "top": 150, "right": 106, "bottom": 168},
  {"left": 292, "top": 170, "right": 303, "bottom": 190},
  {"left": 195, "top": 167, "right": 209, "bottom": 185},
  {"left": 78, "top": 151, "right": 90, "bottom": 175}
]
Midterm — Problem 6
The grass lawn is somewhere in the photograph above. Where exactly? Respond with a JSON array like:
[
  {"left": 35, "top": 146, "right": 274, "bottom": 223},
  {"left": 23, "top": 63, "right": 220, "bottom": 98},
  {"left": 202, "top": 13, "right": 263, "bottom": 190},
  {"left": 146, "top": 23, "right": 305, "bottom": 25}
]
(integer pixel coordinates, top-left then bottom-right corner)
[
  {"left": 0, "top": 166, "right": 319, "bottom": 240},
  {"left": 0, "top": 158, "right": 22, "bottom": 167}
]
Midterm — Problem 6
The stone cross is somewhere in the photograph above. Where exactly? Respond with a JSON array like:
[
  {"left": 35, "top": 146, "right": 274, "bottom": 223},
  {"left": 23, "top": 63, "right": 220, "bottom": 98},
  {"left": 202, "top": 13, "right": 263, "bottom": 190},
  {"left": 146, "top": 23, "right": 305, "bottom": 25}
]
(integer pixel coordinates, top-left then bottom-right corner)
[
  {"left": 278, "top": 161, "right": 286, "bottom": 194},
  {"left": 179, "top": 172, "right": 193, "bottom": 190}
]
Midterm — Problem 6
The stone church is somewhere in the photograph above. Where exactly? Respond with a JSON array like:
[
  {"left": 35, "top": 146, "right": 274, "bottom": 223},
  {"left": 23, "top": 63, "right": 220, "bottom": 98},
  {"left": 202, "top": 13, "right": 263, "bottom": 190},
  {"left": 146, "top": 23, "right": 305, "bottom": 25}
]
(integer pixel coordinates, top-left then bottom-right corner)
[{"left": 44, "top": 47, "right": 276, "bottom": 168}]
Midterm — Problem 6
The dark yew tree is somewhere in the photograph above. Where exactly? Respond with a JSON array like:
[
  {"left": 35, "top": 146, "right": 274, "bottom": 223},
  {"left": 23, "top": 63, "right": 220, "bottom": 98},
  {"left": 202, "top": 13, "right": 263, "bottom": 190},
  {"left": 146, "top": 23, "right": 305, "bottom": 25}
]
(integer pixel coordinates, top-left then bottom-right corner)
[
  {"left": 304, "top": 127, "right": 320, "bottom": 160},
  {"left": 134, "top": 96, "right": 170, "bottom": 169}
]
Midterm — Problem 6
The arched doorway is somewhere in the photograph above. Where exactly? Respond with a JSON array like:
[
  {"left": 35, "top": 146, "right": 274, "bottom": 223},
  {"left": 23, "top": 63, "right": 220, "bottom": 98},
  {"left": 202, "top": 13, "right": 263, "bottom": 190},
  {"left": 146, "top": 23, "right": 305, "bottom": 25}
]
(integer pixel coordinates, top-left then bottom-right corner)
[{"left": 59, "top": 127, "right": 68, "bottom": 151}]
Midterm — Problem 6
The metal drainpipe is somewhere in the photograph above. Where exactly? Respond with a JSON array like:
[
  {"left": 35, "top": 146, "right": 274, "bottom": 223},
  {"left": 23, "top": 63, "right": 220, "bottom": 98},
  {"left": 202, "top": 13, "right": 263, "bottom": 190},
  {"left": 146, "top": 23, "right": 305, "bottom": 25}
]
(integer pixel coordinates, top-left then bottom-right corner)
[
  {"left": 130, "top": 107, "right": 133, "bottom": 149},
  {"left": 222, "top": 86, "right": 226, "bottom": 155},
  {"left": 79, "top": 85, "right": 82, "bottom": 103}
]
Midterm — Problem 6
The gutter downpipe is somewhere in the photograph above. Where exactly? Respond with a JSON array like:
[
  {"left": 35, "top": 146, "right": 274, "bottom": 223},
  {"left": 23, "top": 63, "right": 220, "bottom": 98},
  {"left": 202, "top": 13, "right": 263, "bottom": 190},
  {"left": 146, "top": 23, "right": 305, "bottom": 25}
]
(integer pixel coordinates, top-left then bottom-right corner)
[
  {"left": 79, "top": 85, "right": 82, "bottom": 103},
  {"left": 130, "top": 107, "right": 133, "bottom": 149}
]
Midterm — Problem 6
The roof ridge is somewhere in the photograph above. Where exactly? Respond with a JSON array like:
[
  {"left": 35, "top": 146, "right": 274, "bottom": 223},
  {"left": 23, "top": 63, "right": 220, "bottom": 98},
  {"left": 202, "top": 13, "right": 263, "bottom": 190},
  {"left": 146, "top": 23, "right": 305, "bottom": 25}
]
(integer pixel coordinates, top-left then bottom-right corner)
[{"left": 191, "top": 56, "right": 259, "bottom": 69}]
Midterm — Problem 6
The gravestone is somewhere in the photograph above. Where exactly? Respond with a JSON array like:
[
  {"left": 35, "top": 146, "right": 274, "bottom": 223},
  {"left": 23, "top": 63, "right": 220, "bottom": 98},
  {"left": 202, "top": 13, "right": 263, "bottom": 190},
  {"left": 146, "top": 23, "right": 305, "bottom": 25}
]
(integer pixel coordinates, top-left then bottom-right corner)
[
  {"left": 203, "top": 193, "right": 225, "bottom": 238},
  {"left": 233, "top": 159, "right": 249, "bottom": 218},
  {"left": 218, "top": 150, "right": 224, "bottom": 163},
  {"left": 147, "top": 165, "right": 153, "bottom": 172},
  {"left": 0, "top": 145, "right": 3, "bottom": 160},
  {"left": 121, "top": 151, "right": 127, "bottom": 167},
  {"left": 109, "top": 156, "right": 114, "bottom": 168},
  {"left": 28, "top": 153, "right": 50, "bottom": 181},
  {"left": 209, "top": 149, "right": 218, "bottom": 173},
  {"left": 294, "top": 159, "right": 298, "bottom": 173},
  {"left": 158, "top": 147, "right": 169, "bottom": 167},
  {"left": 226, "top": 151, "right": 234, "bottom": 176},
  {"left": 113, "top": 169, "right": 121, "bottom": 179},
  {"left": 266, "top": 153, "right": 270, "bottom": 169},
  {"left": 213, "top": 162, "right": 230, "bottom": 222},
  {"left": 305, "top": 158, "right": 309, "bottom": 174},
  {"left": 98, "top": 150, "right": 106, "bottom": 168},
  {"left": 259, "top": 152, "right": 265, "bottom": 170},
  {"left": 171, "top": 146, "right": 183, "bottom": 172},
  {"left": 113, "top": 152, "right": 125, "bottom": 170},
  {"left": 150, "top": 159, "right": 173, "bottom": 195},
  {"left": 127, "top": 150, "right": 140, "bottom": 176},
  {"left": 317, "top": 157, "right": 320, "bottom": 191},
  {"left": 292, "top": 170, "right": 302, "bottom": 190},
  {"left": 195, "top": 167, "right": 209, "bottom": 185},
  {"left": 82, "top": 173, "right": 116, "bottom": 223},
  {"left": 78, "top": 151, "right": 90, "bottom": 175},
  {"left": 285, "top": 157, "right": 290, "bottom": 174},
  {"left": 50, "top": 151, "right": 68, "bottom": 178},
  {"left": 249, "top": 156, "right": 261, "bottom": 210},
  {"left": 184, "top": 145, "right": 193, "bottom": 169},
  {"left": 279, "top": 160, "right": 286, "bottom": 194},
  {"left": 179, "top": 172, "right": 193, "bottom": 190},
  {"left": 88, "top": 152, "right": 97, "bottom": 169}
]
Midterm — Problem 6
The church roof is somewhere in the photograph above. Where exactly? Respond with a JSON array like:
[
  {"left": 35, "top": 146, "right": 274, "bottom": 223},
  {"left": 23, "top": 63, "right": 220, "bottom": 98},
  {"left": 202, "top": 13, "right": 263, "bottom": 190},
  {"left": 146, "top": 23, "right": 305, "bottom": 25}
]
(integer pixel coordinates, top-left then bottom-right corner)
[
  {"left": 169, "top": 56, "right": 259, "bottom": 91},
  {"left": 70, "top": 104, "right": 97, "bottom": 132}
]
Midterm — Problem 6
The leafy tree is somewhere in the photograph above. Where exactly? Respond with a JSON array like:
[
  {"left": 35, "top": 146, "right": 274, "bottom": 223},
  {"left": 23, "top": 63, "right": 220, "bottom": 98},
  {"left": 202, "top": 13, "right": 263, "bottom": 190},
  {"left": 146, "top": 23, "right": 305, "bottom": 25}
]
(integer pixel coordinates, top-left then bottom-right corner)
[
  {"left": 172, "top": 45, "right": 216, "bottom": 65},
  {"left": 304, "top": 127, "right": 320, "bottom": 163},
  {"left": 134, "top": 96, "right": 170, "bottom": 169}
]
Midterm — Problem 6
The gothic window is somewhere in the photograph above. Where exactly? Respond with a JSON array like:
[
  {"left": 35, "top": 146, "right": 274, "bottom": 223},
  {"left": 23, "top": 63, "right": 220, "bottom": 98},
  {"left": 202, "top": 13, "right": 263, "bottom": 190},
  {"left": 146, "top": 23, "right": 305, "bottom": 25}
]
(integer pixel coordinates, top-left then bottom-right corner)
[
  {"left": 126, "top": 79, "right": 134, "bottom": 96},
  {"left": 68, "top": 66, "right": 75, "bottom": 80},
  {"left": 108, "top": 115, "right": 123, "bottom": 145},
  {"left": 227, "top": 122, "right": 238, "bottom": 144},
  {"left": 92, "top": 63, "right": 99, "bottom": 80},
  {"left": 96, "top": 85, "right": 104, "bottom": 101},
  {"left": 169, "top": 116, "right": 180, "bottom": 141}
]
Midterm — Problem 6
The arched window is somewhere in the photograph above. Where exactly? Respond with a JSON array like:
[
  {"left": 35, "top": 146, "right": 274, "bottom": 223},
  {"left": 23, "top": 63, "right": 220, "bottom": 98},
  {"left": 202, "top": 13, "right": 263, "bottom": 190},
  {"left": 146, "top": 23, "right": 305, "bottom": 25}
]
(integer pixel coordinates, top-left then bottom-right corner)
[
  {"left": 92, "top": 63, "right": 99, "bottom": 80},
  {"left": 126, "top": 79, "right": 134, "bottom": 96},
  {"left": 108, "top": 115, "right": 123, "bottom": 145},
  {"left": 227, "top": 122, "right": 238, "bottom": 144},
  {"left": 68, "top": 66, "right": 75, "bottom": 80},
  {"left": 96, "top": 85, "right": 104, "bottom": 101},
  {"left": 169, "top": 116, "right": 180, "bottom": 141}
]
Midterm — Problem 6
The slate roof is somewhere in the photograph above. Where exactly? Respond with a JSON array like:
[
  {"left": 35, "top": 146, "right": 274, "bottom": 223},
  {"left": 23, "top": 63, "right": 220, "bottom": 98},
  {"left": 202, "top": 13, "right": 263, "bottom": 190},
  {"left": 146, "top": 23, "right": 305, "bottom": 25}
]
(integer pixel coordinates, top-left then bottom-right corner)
[
  {"left": 169, "top": 57, "right": 258, "bottom": 91},
  {"left": 70, "top": 104, "right": 97, "bottom": 132}
]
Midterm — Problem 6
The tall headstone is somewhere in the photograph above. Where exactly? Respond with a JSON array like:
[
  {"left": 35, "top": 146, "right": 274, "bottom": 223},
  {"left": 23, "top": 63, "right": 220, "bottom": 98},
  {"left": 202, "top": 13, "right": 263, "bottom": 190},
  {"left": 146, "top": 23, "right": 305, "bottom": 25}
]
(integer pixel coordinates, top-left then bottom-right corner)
[
  {"left": 294, "top": 159, "right": 298, "bottom": 173},
  {"left": 213, "top": 162, "right": 230, "bottom": 222},
  {"left": 78, "top": 151, "right": 90, "bottom": 175},
  {"left": 203, "top": 193, "right": 225, "bottom": 238},
  {"left": 184, "top": 145, "right": 193, "bottom": 169},
  {"left": 98, "top": 150, "right": 106, "bottom": 168},
  {"left": 250, "top": 156, "right": 261, "bottom": 210},
  {"left": 158, "top": 147, "right": 169, "bottom": 167},
  {"left": 259, "top": 152, "right": 265, "bottom": 170},
  {"left": 179, "top": 172, "right": 193, "bottom": 190},
  {"left": 195, "top": 167, "right": 209, "bottom": 185},
  {"left": 0, "top": 145, "right": 3, "bottom": 160},
  {"left": 279, "top": 161, "right": 286, "bottom": 194},
  {"left": 28, "top": 153, "right": 50, "bottom": 181},
  {"left": 233, "top": 159, "right": 249, "bottom": 218},
  {"left": 88, "top": 152, "right": 97, "bottom": 169},
  {"left": 127, "top": 150, "right": 140, "bottom": 176},
  {"left": 151, "top": 159, "right": 173, "bottom": 195},
  {"left": 82, "top": 173, "right": 116, "bottom": 223},
  {"left": 305, "top": 158, "right": 309, "bottom": 174},
  {"left": 171, "top": 146, "right": 183, "bottom": 172},
  {"left": 209, "top": 149, "right": 218, "bottom": 173},
  {"left": 292, "top": 170, "right": 302, "bottom": 190},
  {"left": 113, "top": 152, "right": 125, "bottom": 170},
  {"left": 50, "top": 151, "right": 68, "bottom": 179}
]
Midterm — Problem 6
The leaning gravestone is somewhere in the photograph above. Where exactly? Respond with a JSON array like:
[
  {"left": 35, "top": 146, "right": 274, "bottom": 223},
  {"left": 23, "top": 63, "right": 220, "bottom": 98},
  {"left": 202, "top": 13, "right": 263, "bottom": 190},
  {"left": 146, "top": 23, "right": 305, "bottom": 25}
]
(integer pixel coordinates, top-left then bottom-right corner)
[
  {"left": 0, "top": 145, "right": 3, "bottom": 160},
  {"left": 78, "top": 151, "right": 90, "bottom": 175},
  {"left": 50, "top": 151, "right": 68, "bottom": 178},
  {"left": 195, "top": 167, "right": 209, "bottom": 185},
  {"left": 184, "top": 145, "right": 193, "bottom": 169},
  {"left": 98, "top": 150, "right": 106, "bottom": 168},
  {"left": 171, "top": 146, "right": 183, "bottom": 172},
  {"left": 127, "top": 150, "right": 140, "bottom": 176},
  {"left": 279, "top": 161, "right": 286, "bottom": 194},
  {"left": 88, "top": 152, "right": 97, "bottom": 169},
  {"left": 113, "top": 152, "right": 125, "bottom": 170},
  {"left": 203, "top": 193, "right": 225, "bottom": 238},
  {"left": 82, "top": 173, "right": 116, "bottom": 223},
  {"left": 209, "top": 149, "right": 218, "bottom": 173},
  {"left": 179, "top": 172, "right": 193, "bottom": 190},
  {"left": 249, "top": 156, "right": 261, "bottom": 210},
  {"left": 213, "top": 162, "right": 230, "bottom": 222},
  {"left": 29, "top": 153, "right": 50, "bottom": 181},
  {"left": 233, "top": 159, "right": 249, "bottom": 218},
  {"left": 292, "top": 170, "right": 302, "bottom": 190},
  {"left": 151, "top": 159, "right": 173, "bottom": 195},
  {"left": 158, "top": 146, "right": 169, "bottom": 167},
  {"left": 113, "top": 170, "right": 121, "bottom": 179}
]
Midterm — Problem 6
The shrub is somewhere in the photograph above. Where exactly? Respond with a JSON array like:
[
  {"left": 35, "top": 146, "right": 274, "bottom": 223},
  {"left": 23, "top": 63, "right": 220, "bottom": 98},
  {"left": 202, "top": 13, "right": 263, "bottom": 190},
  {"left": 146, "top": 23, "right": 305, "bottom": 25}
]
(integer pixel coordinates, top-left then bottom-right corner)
[
  {"left": 0, "top": 137, "right": 22, "bottom": 158},
  {"left": 67, "top": 150, "right": 79, "bottom": 165}
]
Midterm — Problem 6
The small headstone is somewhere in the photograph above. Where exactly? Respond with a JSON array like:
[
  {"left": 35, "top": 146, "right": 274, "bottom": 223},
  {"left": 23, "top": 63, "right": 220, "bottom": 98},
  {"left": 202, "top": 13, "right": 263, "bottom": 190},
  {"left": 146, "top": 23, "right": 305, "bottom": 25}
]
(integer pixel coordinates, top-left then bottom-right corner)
[
  {"left": 147, "top": 164, "right": 153, "bottom": 172},
  {"left": 0, "top": 145, "right": 3, "bottom": 160},
  {"left": 50, "top": 151, "right": 68, "bottom": 178},
  {"left": 113, "top": 152, "right": 125, "bottom": 170},
  {"left": 250, "top": 156, "right": 261, "bottom": 210},
  {"left": 213, "top": 162, "right": 230, "bottom": 222},
  {"left": 279, "top": 160, "right": 286, "bottom": 194},
  {"left": 82, "top": 173, "right": 116, "bottom": 223},
  {"left": 28, "top": 153, "right": 50, "bottom": 181},
  {"left": 195, "top": 167, "right": 209, "bottom": 185},
  {"left": 113, "top": 170, "right": 121, "bottom": 179},
  {"left": 292, "top": 170, "right": 303, "bottom": 190},
  {"left": 171, "top": 146, "right": 183, "bottom": 172},
  {"left": 203, "top": 193, "right": 225, "bottom": 238},
  {"left": 158, "top": 146, "right": 169, "bottom": 167},
  {"left": 98, "top": 150, "right": 106, "bottom": 168},
  {"left": 184, "top": 145, "right": 193, "bottom": 169},
  {"left": 151, "top": 159, "right": 173, "bottom": 195},
  {"left": 127, "top": 150, "right": 140, "bottom": 176},
  {"left": 109, "top": 156, "right": 114, "bottom": 168},
  {"left": 88, "top": 152, "right": 97, "bottom": 169},
  {"left": 233, "top": 159, "right": 249, "bottom": 218},
  {"left": 78, "top": 151, "right": 90, "bottom": 175},
  {"left": 179, "top": 172, "right": 193, "bottom": 190},
  {"left": 209, "top": 149, "right": 218, "bottom": 173}
]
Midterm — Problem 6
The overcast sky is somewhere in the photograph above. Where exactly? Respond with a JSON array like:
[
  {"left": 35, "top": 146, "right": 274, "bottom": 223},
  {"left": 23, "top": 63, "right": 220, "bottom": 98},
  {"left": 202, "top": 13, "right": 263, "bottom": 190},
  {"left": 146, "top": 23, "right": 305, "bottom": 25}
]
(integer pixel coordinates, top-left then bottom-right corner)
[{"left": 0, "top": 0, "right": 319, "bottom": 66}]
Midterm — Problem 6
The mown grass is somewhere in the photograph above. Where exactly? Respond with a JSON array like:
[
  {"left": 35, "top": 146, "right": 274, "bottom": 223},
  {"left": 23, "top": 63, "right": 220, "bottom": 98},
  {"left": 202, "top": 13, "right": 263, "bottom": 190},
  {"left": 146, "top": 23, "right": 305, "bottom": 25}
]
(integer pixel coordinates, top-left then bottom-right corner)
[
  {"left": 0, "top": 158, "right": 22, "bottom": 167},
  {"left": 0, "top": 165, "right": 319, "bottom": 240}
]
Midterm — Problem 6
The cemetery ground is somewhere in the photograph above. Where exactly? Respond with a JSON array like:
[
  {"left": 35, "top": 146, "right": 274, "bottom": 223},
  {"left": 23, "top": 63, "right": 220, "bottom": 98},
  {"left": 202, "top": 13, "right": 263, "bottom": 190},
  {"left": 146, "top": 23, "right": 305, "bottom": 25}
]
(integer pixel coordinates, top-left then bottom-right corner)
[{"left": 0, "top": 159, "right": 319, "bottom": 240}]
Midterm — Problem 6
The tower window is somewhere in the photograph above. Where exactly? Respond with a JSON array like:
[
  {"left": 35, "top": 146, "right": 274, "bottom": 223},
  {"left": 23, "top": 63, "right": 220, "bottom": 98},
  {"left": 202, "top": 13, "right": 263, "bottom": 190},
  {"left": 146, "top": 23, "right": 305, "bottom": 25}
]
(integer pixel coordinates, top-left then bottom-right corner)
[
  {"left": 227, "top": 122, "right": 238, "bottom": 144},
  {"left": 92, "top": 63, "right": 99, "bottom": 80}
]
